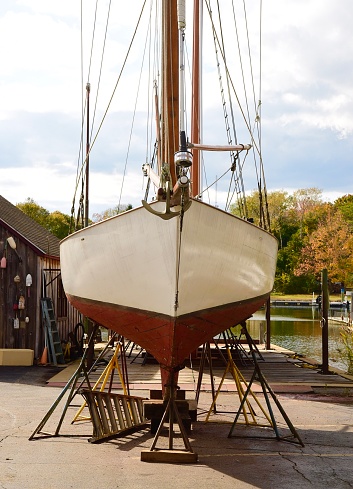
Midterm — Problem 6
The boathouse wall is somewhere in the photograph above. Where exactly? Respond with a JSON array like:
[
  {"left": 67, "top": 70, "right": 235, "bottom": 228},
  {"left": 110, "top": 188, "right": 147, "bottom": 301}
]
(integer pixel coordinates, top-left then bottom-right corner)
[{"left": 0, "top": 196, "right": 81, "bottom": 362}]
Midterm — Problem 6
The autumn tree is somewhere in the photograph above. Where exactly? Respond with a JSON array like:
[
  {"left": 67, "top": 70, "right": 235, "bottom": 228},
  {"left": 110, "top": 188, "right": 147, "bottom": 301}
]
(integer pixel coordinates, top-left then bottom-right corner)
[
  {"left": 294, "top": 207, "right": 353, "bottom": 286},
  {"left": 287, "top": 188, "right": 323, "bottom": 237}
]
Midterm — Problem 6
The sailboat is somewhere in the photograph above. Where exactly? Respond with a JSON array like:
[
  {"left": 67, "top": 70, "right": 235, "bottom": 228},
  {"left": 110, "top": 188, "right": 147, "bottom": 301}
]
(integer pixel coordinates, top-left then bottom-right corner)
[{"left": 60, "top": 1, "right": 278, "bottom": 382}]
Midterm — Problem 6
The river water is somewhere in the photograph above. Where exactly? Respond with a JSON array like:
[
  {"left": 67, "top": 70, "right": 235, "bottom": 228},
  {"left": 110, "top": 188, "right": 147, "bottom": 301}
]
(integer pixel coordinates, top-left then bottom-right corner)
[{"left": 243, "top": 305, "right": 352, "bottom": 373}]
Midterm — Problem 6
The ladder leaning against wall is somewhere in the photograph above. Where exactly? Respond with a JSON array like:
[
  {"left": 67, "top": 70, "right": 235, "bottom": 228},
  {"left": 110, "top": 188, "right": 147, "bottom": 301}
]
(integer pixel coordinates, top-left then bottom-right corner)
[{"left": 41, "top": 297, "right": 65, "bottom": 366}]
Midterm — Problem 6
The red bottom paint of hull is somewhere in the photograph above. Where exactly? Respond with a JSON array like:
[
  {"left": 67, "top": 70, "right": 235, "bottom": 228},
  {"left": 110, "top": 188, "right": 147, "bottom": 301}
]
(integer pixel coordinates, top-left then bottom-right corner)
[{"left": 67, "top": 294, "right": 269, "bottom": 369}]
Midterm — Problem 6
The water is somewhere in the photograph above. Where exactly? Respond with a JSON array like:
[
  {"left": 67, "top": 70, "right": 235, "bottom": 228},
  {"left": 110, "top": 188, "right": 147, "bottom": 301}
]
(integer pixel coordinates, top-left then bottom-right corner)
[{"left": 242, "top": 306, "right": 352, "bottom": 373}]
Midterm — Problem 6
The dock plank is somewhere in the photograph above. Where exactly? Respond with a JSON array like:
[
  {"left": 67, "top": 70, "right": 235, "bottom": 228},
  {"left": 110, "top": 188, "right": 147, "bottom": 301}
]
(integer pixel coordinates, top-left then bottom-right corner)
[{"left": 47, "top": 347, "right": 353, "bottom": 394}]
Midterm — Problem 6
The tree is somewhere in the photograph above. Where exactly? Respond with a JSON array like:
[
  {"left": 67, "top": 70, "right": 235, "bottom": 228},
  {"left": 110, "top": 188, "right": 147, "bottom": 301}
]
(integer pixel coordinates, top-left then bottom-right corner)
[
  {"left": 16, "top": 198, "right": 50, "bottom": 227},
  {"left": 92, "top": 204, "right": 133, "bottom": 223},
  {"left": 334, "top": 194, "right": 353, "bottom": 229},
  {"left": 47, "top": 211, "right": 71, "bottom": 239},
  {"left": 230, "top": 190, "right": 289, "bottom": 239},
  {"left": 287, "top": 187, "right": 323, "bottom": 238},
  {"left": 17, "top": 198, "right": 72, "bottom": 240},
  {"left": 294, "top": 208, "right": 353, "bottom": 285}
]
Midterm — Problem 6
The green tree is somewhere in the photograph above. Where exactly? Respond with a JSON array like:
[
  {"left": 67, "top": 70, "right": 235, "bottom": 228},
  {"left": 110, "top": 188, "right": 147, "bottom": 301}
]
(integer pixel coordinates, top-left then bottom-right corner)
[
  {"left": 230, "top": 190, "right": 289, "bottom": 241},
  {"left": 17, "top": 198, "right": 72, "bottom": 240},
  {"left": 47, "top": 211, "right": 71, "bottom": 239},
  {"left": 16, "top": 198, "right": 50, "bottom": 227},
  {"left": 334, "top": 194, "right": 353, "bottom": 229}
]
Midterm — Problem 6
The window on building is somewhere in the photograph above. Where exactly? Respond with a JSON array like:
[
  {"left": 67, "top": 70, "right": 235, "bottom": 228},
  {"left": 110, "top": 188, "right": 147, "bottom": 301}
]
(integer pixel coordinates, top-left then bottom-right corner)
[{"left": 57, "top": 277, "right": 68, "bottom": 318}]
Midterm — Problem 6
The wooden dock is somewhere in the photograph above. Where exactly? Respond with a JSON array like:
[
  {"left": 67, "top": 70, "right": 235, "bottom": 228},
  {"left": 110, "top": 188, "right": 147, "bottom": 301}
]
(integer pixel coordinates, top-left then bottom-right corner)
[{"left": 47, "top": 344, "right": 353, "bottom": 396}]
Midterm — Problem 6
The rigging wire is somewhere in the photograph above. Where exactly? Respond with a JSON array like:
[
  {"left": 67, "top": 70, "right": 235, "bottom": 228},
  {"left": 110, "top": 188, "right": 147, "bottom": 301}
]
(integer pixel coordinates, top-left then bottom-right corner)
[
  {"left": 213, "top": 0, "right": 248, "bottom": 214},
  {"left": 205, "top": 0, "right": 271, "bottom": 229},
  {"left": 71, "top": 0, "right": 148, "bottom": 221},
  {"left": 206, "top": 0, "right": 250, "bottom": 216},
  {"left": 73, "top": 0, "right": 100, "bottom": 230},
  {"left": 144, "top": 2, "right": 161, "bottom": 203},
  {"left": 197, "top": 165, "right": 236, "bottom": 199},
  {"left": 118, "top": 1, "right": 154, "bottom": 210},
  {"left": 258, "top": 0, "right": 272, "bottom": 232},
  {"left": 204, "top": 2, "right": 259, "bottom": 155},
  {"left": 144, "top": 2, "right": 159, "bottom": 192},
  {"left": 89, "top": 0, "right": 112, "bottom": 143}
]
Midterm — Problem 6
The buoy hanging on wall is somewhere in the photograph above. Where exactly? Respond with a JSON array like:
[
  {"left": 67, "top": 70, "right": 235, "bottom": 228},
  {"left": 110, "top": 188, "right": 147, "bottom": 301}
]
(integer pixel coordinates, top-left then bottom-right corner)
[
  {"left": 18, "top": 295, "right": 25, "bottom": 309},
  {"left": 7, "top": 237, "right": 16, "bottom": 249},
  {"left": 26, "top": 274, "right": 32, "bottom": 297}
]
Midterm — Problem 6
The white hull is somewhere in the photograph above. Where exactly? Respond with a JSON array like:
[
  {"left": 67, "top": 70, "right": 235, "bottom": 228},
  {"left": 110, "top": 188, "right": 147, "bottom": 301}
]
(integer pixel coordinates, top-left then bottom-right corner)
[{"left": 60, "top": 199, "right": 277, "bottom": 366}]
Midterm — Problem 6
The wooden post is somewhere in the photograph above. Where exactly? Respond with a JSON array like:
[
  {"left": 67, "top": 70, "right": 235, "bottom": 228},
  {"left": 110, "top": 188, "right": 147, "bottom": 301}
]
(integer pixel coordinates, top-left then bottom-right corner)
[
  {"left": 265, "top": 297, "right": 271, "bottom": 350},
  {"left": 321, "top": 268, "right": 329, "bottom": 374}
]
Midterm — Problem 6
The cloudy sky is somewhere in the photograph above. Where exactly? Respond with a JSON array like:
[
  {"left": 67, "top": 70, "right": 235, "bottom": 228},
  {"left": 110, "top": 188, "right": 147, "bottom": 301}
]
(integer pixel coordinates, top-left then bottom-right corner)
[{"left": 0, "top": 0, "right": 352, "bottom": 217}]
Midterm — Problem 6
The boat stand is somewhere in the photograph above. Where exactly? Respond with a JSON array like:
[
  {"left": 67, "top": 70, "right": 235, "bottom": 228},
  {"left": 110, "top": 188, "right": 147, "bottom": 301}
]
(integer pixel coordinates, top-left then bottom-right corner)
[
  {"left": 195, "top": 342, "right": 217, "bottom": 406},
  {"left": 141, "top": 374, "right": 198, "bottom": 463},
  {"left": 29, "top": 326, "right": 98, "bottom": 440},
  {"left": 71, "top": 338, "right": 129, "bottom": 423},
  {"left": 228, "top": 323, "right": 304, "bottom": 447},
  {"left": 29, "top": 327, "right": 128, "bottom": 440},
  {"left": 195, "top": 331, "right": 251, "bottom": 410},
  {"left": 205, "top": 346, "right": 272, "bottom": 426}
]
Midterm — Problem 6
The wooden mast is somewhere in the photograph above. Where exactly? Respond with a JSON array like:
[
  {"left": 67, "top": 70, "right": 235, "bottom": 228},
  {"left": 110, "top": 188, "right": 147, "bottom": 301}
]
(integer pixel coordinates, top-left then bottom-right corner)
[
  {"left": 161, "top": 0, "right": 179, "bottom": 186},
  {"left": 84, "top": 82, "right": 90, "bottom": 228},
  {"left": 191, "top": 0, "right": 201, "bottom": 197}
]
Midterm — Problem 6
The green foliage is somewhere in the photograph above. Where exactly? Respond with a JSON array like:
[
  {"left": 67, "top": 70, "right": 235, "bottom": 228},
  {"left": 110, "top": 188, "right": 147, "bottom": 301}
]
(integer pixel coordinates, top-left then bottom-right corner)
[
  {"left": 230, "top": 189, "right": 289, "bottom": 235},
  {"left": 47, "top": 211, "right": 71, "bottom": 239},
  {"left": 338, "top": 326, "right": 353, "bottom": 375},
  {"left": 16, "top": 198, "right": 50, "bottom": 227},
  {"left": 16, "top": 198, "right": 71, "bottom": 239},
  {"left": 334, "top": 194, "right": 353, "bottom": 229}
]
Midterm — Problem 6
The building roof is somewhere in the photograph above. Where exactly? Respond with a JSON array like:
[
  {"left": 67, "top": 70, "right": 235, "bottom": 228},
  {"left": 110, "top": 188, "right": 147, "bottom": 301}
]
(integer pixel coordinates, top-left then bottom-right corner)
[{"left": 0, "top": 195, "right": 60, "bottom": 258}]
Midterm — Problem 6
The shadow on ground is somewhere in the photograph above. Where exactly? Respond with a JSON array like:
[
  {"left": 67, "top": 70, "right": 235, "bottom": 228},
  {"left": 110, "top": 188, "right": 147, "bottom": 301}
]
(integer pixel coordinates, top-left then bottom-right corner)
[{"left": 0, "top": 365, "right": 62, "bottom": 386}]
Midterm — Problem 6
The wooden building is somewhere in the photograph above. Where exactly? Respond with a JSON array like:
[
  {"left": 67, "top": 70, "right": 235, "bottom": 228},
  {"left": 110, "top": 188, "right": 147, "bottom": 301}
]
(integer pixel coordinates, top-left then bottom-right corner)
[{"left": 0, "top": 195, "right": 81, "bottom": 362}]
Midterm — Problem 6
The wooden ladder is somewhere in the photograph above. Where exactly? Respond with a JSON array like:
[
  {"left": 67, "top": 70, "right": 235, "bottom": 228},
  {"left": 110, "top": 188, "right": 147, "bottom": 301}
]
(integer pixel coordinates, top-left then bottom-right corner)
[
  {"left": 80, "top": 390, "right": 148, "bottom": 443},
  {"left": 41, "top": 297, "right": 65, "bottom": 366}
]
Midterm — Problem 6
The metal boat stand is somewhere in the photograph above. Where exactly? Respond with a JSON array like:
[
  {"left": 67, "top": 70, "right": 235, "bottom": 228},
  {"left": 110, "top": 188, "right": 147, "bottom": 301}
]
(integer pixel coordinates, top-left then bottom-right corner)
[
  {"left": 205, "top": 346, "right": 272, "bottom": 425},
  {"left": 195, "top": 342, "right": 216, "bottom": 406},
  {"left": 141, "top": 373, "right": 198, "bottom": 463},
  {"left": 29, "top": 327, "right": 128, "bottom": 440},
  {"left": 29, "top": 325, "right": 99, "bottom": 440},
  {"left": 195, "top": 331, "right": 252, "bottom": 411},
  {"left": 228, "top": 323, "right": 304, "bottom": 447}
]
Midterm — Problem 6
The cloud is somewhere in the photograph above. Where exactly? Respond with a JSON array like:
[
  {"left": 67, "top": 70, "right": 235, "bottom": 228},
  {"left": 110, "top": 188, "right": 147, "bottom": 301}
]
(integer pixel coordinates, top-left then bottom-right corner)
[{"left": 0, "top": 0, "right": 352, "bottom": 218}]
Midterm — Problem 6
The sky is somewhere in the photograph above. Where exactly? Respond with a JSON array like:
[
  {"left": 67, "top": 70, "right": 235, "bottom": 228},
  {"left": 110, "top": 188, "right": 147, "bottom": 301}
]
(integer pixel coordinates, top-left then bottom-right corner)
[{"left": 0, "top": 0, "right": 352, "bottom": 217}]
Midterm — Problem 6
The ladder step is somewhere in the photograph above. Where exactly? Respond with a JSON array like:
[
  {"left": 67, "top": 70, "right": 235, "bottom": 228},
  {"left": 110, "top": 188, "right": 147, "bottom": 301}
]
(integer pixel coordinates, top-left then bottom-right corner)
[{"left": 80, "top": 390, "right": 148, "bottom": 443}]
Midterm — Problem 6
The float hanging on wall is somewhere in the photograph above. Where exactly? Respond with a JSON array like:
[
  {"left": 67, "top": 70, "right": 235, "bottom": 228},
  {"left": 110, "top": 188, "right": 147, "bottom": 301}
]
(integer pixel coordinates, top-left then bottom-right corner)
[
  {"left": 26, "top": 274, "right": 32, "bottom": 297},
  {"left": 18, "top": 295, "right": 25, "bottom": 309}
]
